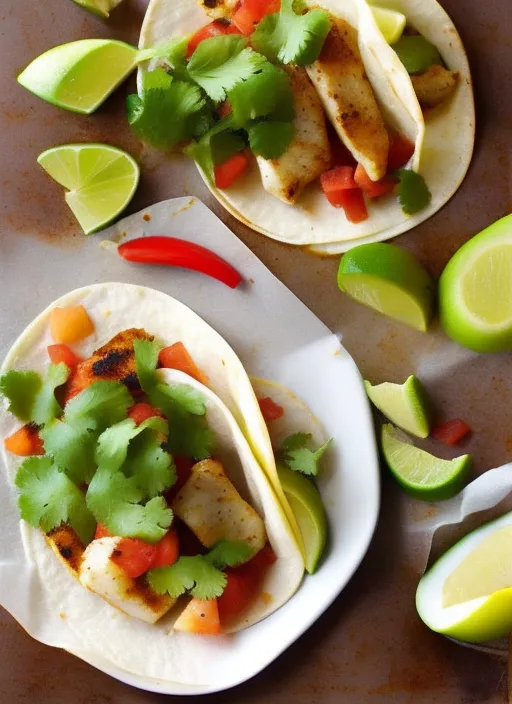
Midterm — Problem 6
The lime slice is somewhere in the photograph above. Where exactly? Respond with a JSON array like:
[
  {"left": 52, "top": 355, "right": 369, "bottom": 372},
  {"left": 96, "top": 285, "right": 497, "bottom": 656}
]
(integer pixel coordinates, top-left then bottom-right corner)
[
  {"left": 37, "top": 144, "right": 140, "bottom": 235},
  {"left": 371, "top": 6, "right": 406, "bottom": 44},
  {"left": 72, "top": 0, "right": 123, "bottom": 18},
  {"left": 439, "top": 214, "right": 512, "bottom": 352},
  {"left": 338, "top": 243, "right": 435, "bottom": 332},
  {"left": 417, "top": 511, "right": 512, "bottom": 642},
  {"left": 365, "top": 375, "right": 431, "bottom": 438},
  {"left": 277, "top": 464, "right": 327, "bottom": 574},
  {"left": 381, "top": 424, "right": 471, "bottom": 501},
  {"left": 18, "top": 39, "right": 138, "bottom": 114}
]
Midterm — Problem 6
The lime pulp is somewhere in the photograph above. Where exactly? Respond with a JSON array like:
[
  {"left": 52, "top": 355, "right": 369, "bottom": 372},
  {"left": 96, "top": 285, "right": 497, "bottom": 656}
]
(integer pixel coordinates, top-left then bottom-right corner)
[
  {"left": 72, "top": 0, "right": 123, "bottom": 17},
  {"left": 371, "top": 6, "right": 406, "bottom": 44},
  {"left": 364, "top": 375, "right": 431, "bottom": 438}
]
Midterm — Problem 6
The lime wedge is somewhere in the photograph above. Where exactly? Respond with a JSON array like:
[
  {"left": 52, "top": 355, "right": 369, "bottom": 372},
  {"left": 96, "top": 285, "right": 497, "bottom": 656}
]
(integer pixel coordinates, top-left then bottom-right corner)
[
  {"left": 72, "top": 0, "right": 123, "bottom": 18},
  {"left": 37, "top": 144, "right": 140, "bottom": 235},
  {"left": 371, "top": 6, "right": 406, "bottom": 44},
  {"left": 277, "top": 464, "right": 327, "bottom": 574},
  {"left": 338, "top": 243, "right": 435, "bottom": 331},
  {"left": 417, "top": 511, "right": 512, "bottom": 642},
  {"left": 381, "top": 424, "right": 471, "bottom": 501},
  {"left": 365, "top": 375, "right": 431, "bottom": 438},
  {"left": 18, "top": 39, "right": 138, "bottom": 114},
  {"left": 439, "top": 214, "right": 512, "bottom": 352}
]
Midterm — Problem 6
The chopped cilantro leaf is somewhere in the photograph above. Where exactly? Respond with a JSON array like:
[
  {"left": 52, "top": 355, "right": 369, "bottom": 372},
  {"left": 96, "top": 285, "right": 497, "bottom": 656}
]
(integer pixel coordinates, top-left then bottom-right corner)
[
  {"left": 133, "top": 338, "right": 161, "bottom": 394},
  {"left": 138, "top": 37, "right": 191, "bottom": 82},
  {"left": 127, "top": 69, "right": 206, "bottom": 150},
  {"left": 148, "top": 555, "right": 226, "bottom": 599},
  {"left": 155, "top": 383, "right": 206, "bottom": 416},
  {"left": 164, "top": 407, "right": 214, "bottom": 460},
  {"left": 64, "top": 380, "right": 133, "bottom": 432},
  {"left": 251, "top": 0, "right": 331, "bottom": 66},
  {"left": 0, "top": 370, "right": 41, "bottom": 422},
  {"left": 40, "top": 420, "right": 97, "bottom": 485},
  {"left": 227, "top": 63, "right": 294, "bottom": 126},
  {"left": 206, "top": 539, "right": 254, "bottom": 568},
  {"left": 0, "top": 363, "right": 68, "bottom": 425},
  {"left": 280, "top": 432, "right": 332, "bottom": 476},
  {"left": 15, "top": 456, "right": 95, "bottom": 544},
  {"left": 184, "top": 116, "right": 237, "bottom": 181},
  {"left": 248, "top": 120, "right": 295, "bottom": 159},
  {"left": 187, "top": 35, "right": 268, "bottom": 102},
  {"left": 211, "top": 131, "right": 247, "bottom": 166},
  {"left": 94, "top": 416, "right": 167, "bottom": 472},
  {"left": 397, "top": 170, "right": 432, "bottom": 215},
  {"left": 123, "top": 429, "right": 176, "bottom": 499},
  {"left": 86, "top": 466, "right": 173, "bottom": 543}
]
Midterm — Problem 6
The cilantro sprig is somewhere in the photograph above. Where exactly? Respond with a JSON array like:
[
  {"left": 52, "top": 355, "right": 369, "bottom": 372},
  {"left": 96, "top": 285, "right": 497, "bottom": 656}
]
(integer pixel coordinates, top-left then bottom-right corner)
[
  {"left": 397, "top": 170, "right": 432, "bottom": 215},
  {"left": 147, "top": 540, "right": 254, "bottom": 599},
  {"left": 0, "top": 363, "right": 69, "bottom": 425},
  {"left": 251, "top": 0, "right": 331, "bottom": 66},
  {"left": 279, "top": 433, "right": 332, "bottom": 476}
]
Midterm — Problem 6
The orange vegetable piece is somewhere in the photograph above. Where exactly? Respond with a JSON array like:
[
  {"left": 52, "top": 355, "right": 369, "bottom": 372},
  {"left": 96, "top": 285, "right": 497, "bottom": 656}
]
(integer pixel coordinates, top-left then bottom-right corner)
[
  {"left": 258, "top": 396, "right": 284, "bottom": 423},
  {"left": 128, "top": 402, "right": 165, "bottom": 425},
  {"left": 4, "top": 424, "right": 45, "bottom": 456},
  {"left": 174, "top": 598, "right": 221, "bottom": 635},
  {"left": 159, "top": 342, "right": 209, "bottom": 386},
  {"left": 47, "top": 344, "right": 82, "bottom": 370},
  {"left": 49, "top": 305, "right": 95, "bottom": 344}
]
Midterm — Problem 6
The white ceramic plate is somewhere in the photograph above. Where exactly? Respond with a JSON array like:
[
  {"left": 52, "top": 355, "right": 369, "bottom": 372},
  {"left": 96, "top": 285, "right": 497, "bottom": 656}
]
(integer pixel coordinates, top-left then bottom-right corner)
[{"left": 0, "top": 198, "right": 380, "bottom": 694}]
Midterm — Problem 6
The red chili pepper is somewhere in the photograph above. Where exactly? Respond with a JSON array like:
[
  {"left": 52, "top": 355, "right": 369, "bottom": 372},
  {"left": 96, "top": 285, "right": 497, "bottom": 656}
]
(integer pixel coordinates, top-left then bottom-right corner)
[{"left": 118, "top": 236, "right": 243, "bottom": 289}]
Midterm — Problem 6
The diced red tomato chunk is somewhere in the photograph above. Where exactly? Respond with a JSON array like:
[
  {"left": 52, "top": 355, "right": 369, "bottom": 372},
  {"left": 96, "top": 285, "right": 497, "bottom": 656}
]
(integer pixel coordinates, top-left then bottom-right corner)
[
  {"left": 214, "top": 152, "right": 250, "bottom": 189},
  {"left": 337, "top": 188, "right": 369, "bottom": 223},
  {"left": 4, "top": 424, "right": 45, "bottom": 456},
  {"left": 431, "top": 419, "right": 471, "bottom": 446},
  {"left": 152, "top": 529, "right": 180, "bottom": 569},
  {"left": 354, "top": 164, "right": 396, "bottom": 199},
  {"left": 232, "top": 0, "right": 280, "bottom": 35},
  {"left": 95, "top": 522, "right": 111, "bottom": 540},
  {"left": 159, "top": 342, "right": 209, "bottom": 385},
  {"left": 128, "top": 402, "right": 164, "bottom": 425},
  {"left": 217, "top": 101, "right": 232, "bottom": 119},
  {"left": 387, "top": 133, "right": 416, "bottom": 170},
  {"left": 110, "top": 538, "right": 158, "bottom": 579},
  {"left": 320, "top": 166, "right": 357, "bottom": 206},
  {"left": 47, "top": 344, "right": 82, "bottom": 370},
  {"left": 174, "top": 598, "right": 221, "bottom": 635},
  {"left": 258, "top": 396, "right": 284, "bottom": 423},
  {"left": 186, "top": 21, "right": 241, "bottom": 58}
]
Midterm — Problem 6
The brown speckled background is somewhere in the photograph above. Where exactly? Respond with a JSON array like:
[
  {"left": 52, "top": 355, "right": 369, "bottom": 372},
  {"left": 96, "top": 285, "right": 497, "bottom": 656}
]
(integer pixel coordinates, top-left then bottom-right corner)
[{"left": 0, "top": 0, "right": 511, "bottom": 701}]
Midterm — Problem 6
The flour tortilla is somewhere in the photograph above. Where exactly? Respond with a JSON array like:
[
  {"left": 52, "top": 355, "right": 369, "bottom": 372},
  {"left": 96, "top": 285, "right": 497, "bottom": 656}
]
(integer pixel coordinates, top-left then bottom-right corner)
[{"left": 138, "top": 0, "right": 474, "bottom": 251}]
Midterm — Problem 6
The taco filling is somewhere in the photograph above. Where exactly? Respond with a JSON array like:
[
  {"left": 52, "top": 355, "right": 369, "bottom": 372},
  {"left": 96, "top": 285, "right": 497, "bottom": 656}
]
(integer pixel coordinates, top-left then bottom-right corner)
[{"left": 1, "top": 287, "right": 331, "bottom": 636}]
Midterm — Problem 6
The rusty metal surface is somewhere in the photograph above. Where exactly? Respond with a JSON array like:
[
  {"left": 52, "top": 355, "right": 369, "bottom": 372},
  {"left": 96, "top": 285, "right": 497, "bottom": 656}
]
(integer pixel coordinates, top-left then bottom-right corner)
[{"left": 0, "top": 0, "right": 511, "bottom": 701}]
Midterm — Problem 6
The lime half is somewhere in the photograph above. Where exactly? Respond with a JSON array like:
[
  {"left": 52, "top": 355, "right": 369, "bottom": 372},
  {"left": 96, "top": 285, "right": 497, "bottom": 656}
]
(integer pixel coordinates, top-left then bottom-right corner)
[
  {"left": 417, "top": 511, "right": 512, "bottom": 642},
  {"left": 18, "top": 39, "right": 138, "bottom": 114},
  {"left": 365, "top": 375, "right": 430, "bottom": 438},
  {"left": 38, "top": 144, "right": 140, "bottom": 234},
  {"left": 277, "top": 464, "right": 327, "bottom": 574},
  {"left": 338, "top": 243, "right": 435, "bottom": 332},
  {"left": 371, "top": 6, "right": 406, "bottom": 44},
  {"left": 439, "top": 214, "right": 512, "bottom": 352},
  {"left": 381, "top": 424, "right": 471, "bottom": 501},
  {"left": 72, "top": 0, "right": 124, "bottom": 18}
]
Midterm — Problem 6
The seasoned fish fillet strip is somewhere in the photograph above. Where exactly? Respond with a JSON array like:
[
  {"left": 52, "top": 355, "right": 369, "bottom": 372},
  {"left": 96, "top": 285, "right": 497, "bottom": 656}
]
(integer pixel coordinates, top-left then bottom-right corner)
[
  {"left": 256, "top": 66, "right": 331, "bottom": 203},
  {"left": 306, "top": 13, "right": 389, "bottom": 181}
]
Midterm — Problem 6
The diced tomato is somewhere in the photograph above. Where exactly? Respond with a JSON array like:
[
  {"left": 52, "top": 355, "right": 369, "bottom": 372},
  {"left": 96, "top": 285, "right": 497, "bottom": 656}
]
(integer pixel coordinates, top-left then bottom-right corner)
[
  {"left": 320, "top": 166, "right": 357, "bottom": 206},
  {"left": 214, "top": 152, "right": 250, "bottom": 189},
  {"left": 387, "top": 133, "right": 416, "bottom": 170},
  {"left": 337, "top": 188, "right": 369, "bottom": 223},
  {"left": 218, "top": 545, "right": 277, "bottom": 626},
  {"left": 4, "top": 424, "right": 45, "bottom": 456},
  {"left": 232, "top": 0, "right": 280, "bottom": 35},
  {"left": 49, "top": 305, "right": 94, "bottom": 345},
  {"left": 159, "top": 342, "right": 209, "bottom": 385},
  {"left": 94, "top": 522, "right": 111, "bottom": 539},
  {"left": 128, "top": 402, "right": 164, "bottom": 425},
  {"left": 431, "top": 419, "right": 471, "bottom": 446},
  {"left": 47, "top": 344, "right": 82, "bottom": 370},
  {"left": 186, "top": 20, "right": 241, "bottom": 58},
  {"left": 217, "top": 101, "right": 232, "bottom": 119},
  {"left": 174, "top": 598, "right": 221, "bottom": 635},
  {"left": 354, "top": 163, "right": 396, "bottom": 199},
  {"left": 110, "top": 538, "right": 158, "bottom": 579},
  {"left": 152, "top": 529, "right": 179, "bottom": 569},
  {"left": 258, "top": 397, "right": 284, "bottom": 423}
]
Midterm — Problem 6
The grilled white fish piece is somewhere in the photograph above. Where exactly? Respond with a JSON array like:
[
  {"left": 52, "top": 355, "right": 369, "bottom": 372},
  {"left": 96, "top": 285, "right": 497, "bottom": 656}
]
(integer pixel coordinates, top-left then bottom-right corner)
[
  {"left": 79, "top": 537, "right": 175, "bottom": 624},
  {"left": 256, "top": 66, "right": 331, "bottom": 204},
  {"left": 411, "top": 65, "right": 459, "bottom": 108},
  {"left": 172, "top": 459, "right": 266, "bottom": 551},
  {"left": 306, "top": 13, "right": 389, "bottom": 181}
]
